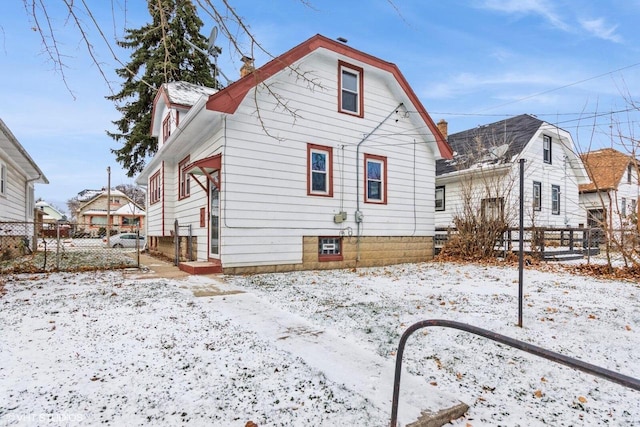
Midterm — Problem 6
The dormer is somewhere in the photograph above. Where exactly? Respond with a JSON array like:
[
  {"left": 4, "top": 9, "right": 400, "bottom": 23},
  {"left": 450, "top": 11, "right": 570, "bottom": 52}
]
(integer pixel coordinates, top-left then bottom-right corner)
[{"left": 150, "top": 81, "right": 217, "bottom": 146}]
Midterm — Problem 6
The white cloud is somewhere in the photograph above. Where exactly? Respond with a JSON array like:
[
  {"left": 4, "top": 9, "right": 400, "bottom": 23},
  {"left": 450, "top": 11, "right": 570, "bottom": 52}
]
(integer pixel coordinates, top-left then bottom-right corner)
[
  {"left": 579, "top": 18, "right": 623, "bottom": 43},
  {"left": 477, "top": 0, "right": 569, "bottom": 31}
]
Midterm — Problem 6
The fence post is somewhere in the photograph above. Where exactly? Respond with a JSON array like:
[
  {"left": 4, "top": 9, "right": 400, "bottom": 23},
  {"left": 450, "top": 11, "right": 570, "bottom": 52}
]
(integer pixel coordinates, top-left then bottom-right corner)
[
  {"left": 174, "top": 219, "right": 179, "bottom": 266},
  {"left": 56, "top": 222, "right": 61, "bottom": 269},
  {"left": 187, "top": 224, "right": 193, "bottom": 261}
]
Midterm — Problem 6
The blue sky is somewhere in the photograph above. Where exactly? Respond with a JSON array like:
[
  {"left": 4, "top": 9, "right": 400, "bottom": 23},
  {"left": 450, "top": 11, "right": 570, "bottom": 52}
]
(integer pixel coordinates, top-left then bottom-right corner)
[{"left": 1, "top": 0, "right": 639, "bottom": 212}]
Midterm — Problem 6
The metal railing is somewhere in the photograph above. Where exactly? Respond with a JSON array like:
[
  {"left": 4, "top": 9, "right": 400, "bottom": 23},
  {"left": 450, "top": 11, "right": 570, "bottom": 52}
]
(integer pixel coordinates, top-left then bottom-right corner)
[{"left": 390, "top": 319, "right": 640, "bottom": 426}]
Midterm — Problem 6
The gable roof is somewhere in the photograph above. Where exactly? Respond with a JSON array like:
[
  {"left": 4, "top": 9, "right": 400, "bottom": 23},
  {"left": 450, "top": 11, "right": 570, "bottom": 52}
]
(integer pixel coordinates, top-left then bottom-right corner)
[
  {"left": 579, "top": 148, "right": 635, "bottom": 193},
  {"left": 0, "top": 118, "right": 48, "bottom": 183},
  {"left": 436, "top": 114, "right": 545, "bottom": 176},
  {"left": 204, "top": 34, "right": 452, "bottom": 160}
]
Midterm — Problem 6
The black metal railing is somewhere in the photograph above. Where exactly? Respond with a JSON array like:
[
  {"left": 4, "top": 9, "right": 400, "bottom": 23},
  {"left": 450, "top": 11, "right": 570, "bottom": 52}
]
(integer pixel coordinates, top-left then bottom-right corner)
[{"left": 390, "top": 319, "right": 640, "bottom": 426}]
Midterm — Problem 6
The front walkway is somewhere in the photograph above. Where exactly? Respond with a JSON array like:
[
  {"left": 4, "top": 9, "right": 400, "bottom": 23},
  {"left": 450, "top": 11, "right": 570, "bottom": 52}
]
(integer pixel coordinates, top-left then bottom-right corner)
[{"left": 124, "top": 253, "right": 469, "bottom": 426}]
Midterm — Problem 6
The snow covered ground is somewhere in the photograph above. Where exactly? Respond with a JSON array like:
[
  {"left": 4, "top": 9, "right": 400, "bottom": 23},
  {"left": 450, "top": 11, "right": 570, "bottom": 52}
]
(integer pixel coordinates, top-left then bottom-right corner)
[{"left": 1, "top": 259, "right": 638, "bottom": 426}]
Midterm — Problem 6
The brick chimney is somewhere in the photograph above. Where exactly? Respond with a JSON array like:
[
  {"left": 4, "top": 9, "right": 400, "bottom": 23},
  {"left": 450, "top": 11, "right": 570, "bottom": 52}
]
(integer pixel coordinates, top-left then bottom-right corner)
[
  {"left": 240, "top": 56, "right": 255, "bottom": 78},
  {"left": 437, "top": 119, "right": 448, "bottom": 139}
]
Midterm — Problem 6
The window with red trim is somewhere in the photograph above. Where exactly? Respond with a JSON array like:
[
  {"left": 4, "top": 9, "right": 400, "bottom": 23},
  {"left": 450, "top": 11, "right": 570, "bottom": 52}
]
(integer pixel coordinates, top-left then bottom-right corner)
[
  {"left": 149, "top": 170, "right": 161, "bottom": 205},
  {"left": 162, "top": 114, "right": 171, "bottom": 141},
  {"left": 178, "top": 156, "right": 191, "bottom": 200},
  {"left": 318, "top": 236, "right": 343, "bottom": 262},
  {"left": 307, "top": 143, "right": 333, "bottom": 197},
  {"left": 338, "top": 61, "right": 363, "bottom": 117},
  {"left": 364, "top": 153, "right": 387, "bottom": 204}
]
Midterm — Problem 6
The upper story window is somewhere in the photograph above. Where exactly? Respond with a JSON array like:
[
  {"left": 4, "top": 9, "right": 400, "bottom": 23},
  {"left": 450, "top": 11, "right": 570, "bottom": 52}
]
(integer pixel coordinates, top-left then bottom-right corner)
[
  {"left": 162, "top": 111, "right": 178, "bottom": 142},
  {"left": 364, "top": 153, "right": 387, "bottom": 204},
  {"left": 178, "top": 156, "right": 191, "bottom": 200},
  {"left": 551, "top": 184, "right": 560, "bottom": 214},
  {"left": 627, "top": 164, "right": 633, "bottom": 184},
  {"left": 0, "top": 162, "right": 6, "bottom": 196},
  {"left": 543, "top": 135, "right": 552, "bottom": 164},
  {"left": 338, "top": 61, "right": 364, "bottom": 117},
  {"left": 150, "top": 170, "right": 162, "bottom": 205},
  {"left": 533, "top": 181, "right": 542, "bottom": 211},
  {"left": 621, "top": 197, "right": 627, "bottom": 217},
  {"left": 307, "top": 144, "right": 333, "bottom": 197},
  {"left": 435, "top": 186, "right": 445, "bottom": 211},
  {"left": 162, "top": 114, "right": 172, "bottom": 141}
]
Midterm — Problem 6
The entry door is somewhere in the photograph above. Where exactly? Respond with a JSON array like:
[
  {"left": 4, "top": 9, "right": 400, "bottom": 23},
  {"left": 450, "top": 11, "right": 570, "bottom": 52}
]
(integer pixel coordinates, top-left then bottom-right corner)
[{"left": 209, "top": 172, "right": 220, "bottom": 257}]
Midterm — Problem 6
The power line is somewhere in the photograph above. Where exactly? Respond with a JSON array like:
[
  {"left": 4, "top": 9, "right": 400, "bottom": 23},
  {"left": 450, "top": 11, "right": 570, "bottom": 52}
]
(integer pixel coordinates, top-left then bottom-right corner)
[{"left": 473, "top": 61, "right": 640, "bottom": 113}]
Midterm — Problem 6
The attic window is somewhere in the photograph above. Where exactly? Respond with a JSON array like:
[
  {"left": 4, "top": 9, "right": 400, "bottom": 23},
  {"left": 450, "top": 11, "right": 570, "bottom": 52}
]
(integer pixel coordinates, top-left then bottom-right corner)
[
  {"left": 628, "top": 164, "right": 633, "bottom": 184},
  {"left": 338, "top": 61, "right": 363, "bottom": 117},
  {"left": 543, "top": 135, "right": 552, "bottom": 164}
]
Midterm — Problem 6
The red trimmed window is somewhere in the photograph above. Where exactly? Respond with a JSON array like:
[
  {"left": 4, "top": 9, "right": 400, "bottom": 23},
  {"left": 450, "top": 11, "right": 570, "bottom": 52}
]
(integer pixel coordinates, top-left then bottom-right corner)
[
  {"left": 318, "top": 236, "right": 343, "bottom": 262},
  {"left": 364, "top": 153, "right": 387, "bottom": 204},
  {"left": 338, "top": 61, "right": 363, "bottom": 117},
  {"left": 178, "top": 156, "right": 191, "bottom": 200},
  {"left": 162, "top": 114, "right": 171, "bottom": 141},
  {"left": 149, "top": 170, "right": 161, "bottom": 205},
  {"left": 307, "top": 143, "right": 333, "bottom": 197}
]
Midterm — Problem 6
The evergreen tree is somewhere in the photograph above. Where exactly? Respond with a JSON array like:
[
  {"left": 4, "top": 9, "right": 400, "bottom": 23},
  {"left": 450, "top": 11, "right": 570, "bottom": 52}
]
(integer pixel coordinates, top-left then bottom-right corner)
[{"left": 107, "top": 0, "right": 217, "bottom": 177}]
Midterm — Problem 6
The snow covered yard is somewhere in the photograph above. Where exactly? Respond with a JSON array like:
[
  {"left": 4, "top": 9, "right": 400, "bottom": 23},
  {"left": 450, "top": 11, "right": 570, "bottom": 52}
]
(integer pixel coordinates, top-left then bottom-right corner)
[{"left": 0, "top": 260, "right": 638, "bottom": 426}]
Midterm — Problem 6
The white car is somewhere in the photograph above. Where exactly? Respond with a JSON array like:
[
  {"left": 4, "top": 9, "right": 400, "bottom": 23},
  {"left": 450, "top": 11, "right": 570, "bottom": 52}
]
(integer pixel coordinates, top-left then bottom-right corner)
[{"left": 107, "top": 233, "right": 146, "bottom": 249}]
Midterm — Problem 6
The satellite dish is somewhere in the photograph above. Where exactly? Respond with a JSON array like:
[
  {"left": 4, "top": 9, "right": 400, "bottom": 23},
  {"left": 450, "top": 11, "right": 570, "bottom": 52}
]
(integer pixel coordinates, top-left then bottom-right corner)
[{"left": 207, "top": 26, "right": 221, "bottom": 56}]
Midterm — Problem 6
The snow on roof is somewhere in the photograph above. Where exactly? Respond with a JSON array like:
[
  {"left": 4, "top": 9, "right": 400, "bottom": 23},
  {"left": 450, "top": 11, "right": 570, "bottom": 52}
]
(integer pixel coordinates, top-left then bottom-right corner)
[
  {"left": 114, "top": 203, "right": 145, "bottom": 216},
  {"left": 164, "top": 81, "right": 217, "bottom": 107}
]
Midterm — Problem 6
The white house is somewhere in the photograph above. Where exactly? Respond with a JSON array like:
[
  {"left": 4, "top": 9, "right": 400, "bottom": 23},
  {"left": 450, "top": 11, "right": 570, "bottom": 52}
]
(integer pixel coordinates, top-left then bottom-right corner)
[
  {"left": 435, "top": 114, "right": 589, "bottom": 229},
  {"left": 579, "top": 148, "right": 640, "bottom": 232},
  {"left": 136, "top": 34, "right": 453, "bottom": 274},
  {"left": 0, "top": 118, "right": 48, "bottom": 222}
]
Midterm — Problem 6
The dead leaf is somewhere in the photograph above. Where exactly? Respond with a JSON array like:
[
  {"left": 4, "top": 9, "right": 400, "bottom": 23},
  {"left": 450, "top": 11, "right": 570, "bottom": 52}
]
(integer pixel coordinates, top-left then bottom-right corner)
[
  {"left": 578, "top": 396, "right": 587, "bottom": 403},
  {"left": 541, "top": 377, "right": 547, "bottom": 382},
  {"left": 534, "top": 390, "right": 543, "bottom": 398},
  {"left": 626, "top": 325, "right": 632, "bottom": 331},
  {"left": 588, "top": 314, "right": 597, "bottom": 319},
  {"left": 429, "top": 381, "right": 438, "bottom": 386}
]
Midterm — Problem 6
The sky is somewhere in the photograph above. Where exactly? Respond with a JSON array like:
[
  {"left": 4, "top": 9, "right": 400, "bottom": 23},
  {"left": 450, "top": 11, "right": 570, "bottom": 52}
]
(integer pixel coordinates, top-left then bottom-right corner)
[{"left": 1, "top": 0, "right": 640, "bottom": 213}]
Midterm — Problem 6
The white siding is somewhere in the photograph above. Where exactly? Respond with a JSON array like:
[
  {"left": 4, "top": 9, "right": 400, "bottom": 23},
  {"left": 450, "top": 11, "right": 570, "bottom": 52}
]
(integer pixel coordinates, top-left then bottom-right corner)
[
  {"left": 0, "top": 155, "right": 28, "bottom": 222},
  {"left": 214, "top": 52, "right": 437, "bottom": 267}
]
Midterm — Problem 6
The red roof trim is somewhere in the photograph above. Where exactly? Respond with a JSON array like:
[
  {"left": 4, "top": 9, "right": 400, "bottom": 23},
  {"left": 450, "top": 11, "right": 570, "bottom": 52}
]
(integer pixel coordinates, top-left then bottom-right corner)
[{"left": 205, "top": 34, "right": 453, "bottom": 160}]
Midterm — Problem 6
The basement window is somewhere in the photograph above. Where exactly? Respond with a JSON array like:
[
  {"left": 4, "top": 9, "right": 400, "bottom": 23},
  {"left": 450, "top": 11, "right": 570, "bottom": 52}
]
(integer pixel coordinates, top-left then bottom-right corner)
[{"left": 318, "top": 236, "right": 343, "bottom": 262}]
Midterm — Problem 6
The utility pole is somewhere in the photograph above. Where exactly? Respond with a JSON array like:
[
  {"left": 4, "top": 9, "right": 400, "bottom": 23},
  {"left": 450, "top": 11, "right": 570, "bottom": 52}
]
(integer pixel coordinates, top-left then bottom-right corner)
[{"left": 106, "top": 167, "right": 111, "bottom": 247}]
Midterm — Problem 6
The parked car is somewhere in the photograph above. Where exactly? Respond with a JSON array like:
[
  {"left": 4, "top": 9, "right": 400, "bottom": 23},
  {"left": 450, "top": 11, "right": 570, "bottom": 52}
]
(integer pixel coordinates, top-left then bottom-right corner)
[{"left": 106, "top": 233, "right": 146, "bottom": 249}]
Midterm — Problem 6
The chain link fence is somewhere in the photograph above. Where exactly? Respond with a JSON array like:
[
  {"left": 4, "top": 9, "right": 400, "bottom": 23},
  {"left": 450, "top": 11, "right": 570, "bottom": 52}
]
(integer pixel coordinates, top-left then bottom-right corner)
[{"left": 0, "top": 221, "right": 143, "bottom": 273}]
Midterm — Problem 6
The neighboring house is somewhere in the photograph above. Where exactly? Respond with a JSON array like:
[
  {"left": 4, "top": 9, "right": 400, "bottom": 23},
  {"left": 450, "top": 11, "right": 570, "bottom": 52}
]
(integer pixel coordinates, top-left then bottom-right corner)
[
  {"left": 35, "top": 200, "right": 66, "bottom": 223},
  {"left": 0, "top": 118, "right": 48, "bottom": 222},
  {"left": 35, "top": 200, "right": 68, "bottom": 237},
  {"left": 435, "top": 114, "right": 590, "bottom": 229},
  {"left": 0, "top": 118, "right": 48, "bottom": 256},
  {"left": 579, "top": 148, "right": 640, "bottom": 232},
  {"left": 136, "top": 34, "right": 453, "bottom": 274},
  {"left": 75, "top": 189, "right": 145, "bottom": 237}
]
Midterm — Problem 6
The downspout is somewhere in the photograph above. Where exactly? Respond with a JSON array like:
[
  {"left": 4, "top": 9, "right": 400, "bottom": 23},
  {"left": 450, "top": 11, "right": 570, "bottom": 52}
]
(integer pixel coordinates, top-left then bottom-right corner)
[
  {"left": 25, "top": 174, "right": 42, "bottom": 252},
  {"left": 355, "top": 102, "right": 404, "bottom": 262}
]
